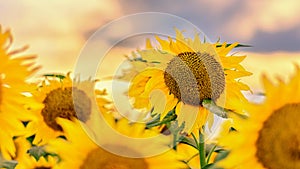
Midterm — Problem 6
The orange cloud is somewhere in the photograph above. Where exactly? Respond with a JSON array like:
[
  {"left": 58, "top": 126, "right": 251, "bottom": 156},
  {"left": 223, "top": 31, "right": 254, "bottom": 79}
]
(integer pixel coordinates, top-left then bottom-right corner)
[
  {"left": 241, "top": 51, "right": 300, "bottom": 91},
  {"left": 0, "top": 0, "right": 122, "bottom": 75}
]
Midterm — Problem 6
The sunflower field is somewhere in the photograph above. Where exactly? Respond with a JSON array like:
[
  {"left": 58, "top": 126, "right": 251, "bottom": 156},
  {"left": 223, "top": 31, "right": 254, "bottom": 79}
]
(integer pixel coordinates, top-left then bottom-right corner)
[{"left": 0, "top": 24, "right": 299, "bottom": 169}]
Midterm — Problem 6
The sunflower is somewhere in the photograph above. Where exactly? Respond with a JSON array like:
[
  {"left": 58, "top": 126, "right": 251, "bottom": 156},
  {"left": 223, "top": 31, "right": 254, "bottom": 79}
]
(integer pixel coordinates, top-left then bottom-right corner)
[
  {"left": 0, "top": 26, "right": 40, "bottom": 159},
  {"left": 127, "top": 29, "right": 252, "bottom": 132},
  {"left": 26, "top": 73, "right": 111, "bottom": 145},
  {"left": 217, "top": 65, "right": 300, "bottom": 169},
  {"left": 13, "top": 137, "right": 57, "bottom": 169},
  {"left": 47, "top": 115, "right": 186, "bottom": 169}
]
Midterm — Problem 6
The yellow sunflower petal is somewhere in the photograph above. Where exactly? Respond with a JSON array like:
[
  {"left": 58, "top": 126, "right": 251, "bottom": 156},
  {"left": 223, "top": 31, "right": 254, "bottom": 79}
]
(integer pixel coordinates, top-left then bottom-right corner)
[{"left": 0, "top": 26, "right": 40, "bottom": 159}]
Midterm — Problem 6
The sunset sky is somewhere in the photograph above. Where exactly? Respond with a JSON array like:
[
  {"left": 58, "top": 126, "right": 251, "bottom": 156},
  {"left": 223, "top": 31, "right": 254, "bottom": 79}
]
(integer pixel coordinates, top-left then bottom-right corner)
[{"left": 1, "top": 0, "right": 300, "bottom": 91}]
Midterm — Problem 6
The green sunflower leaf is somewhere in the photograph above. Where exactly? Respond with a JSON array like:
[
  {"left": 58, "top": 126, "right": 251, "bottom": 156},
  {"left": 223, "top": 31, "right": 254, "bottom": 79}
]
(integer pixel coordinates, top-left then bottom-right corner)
[
  {"left": 202, "top": 99, "right": 248, "bottom": 119},
  {"left": 202, "top": 99, "right": 228, "bottom": 118},
  {"left": 216, "top": 43, "right": 252, "bottom": 48},
  {"left": 213, "top": 149, "right": 230, "bottom": 162},
  {"left": 180, "top": 136, "right": 198, "bottom": 150},
  {"left": 202, "top": 163, "right": 215, "bottom": 169}
]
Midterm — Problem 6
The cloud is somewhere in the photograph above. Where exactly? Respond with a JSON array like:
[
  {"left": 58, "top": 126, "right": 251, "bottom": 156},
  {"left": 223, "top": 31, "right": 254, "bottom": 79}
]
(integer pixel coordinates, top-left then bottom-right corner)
[
  {"left": 196, "top": 0, "right": 239, "bottom": 14},
  {"left": 224, "top": 0, "right": 300, "bottom": 41},
  {"left": 0, "top": 0, "right": 122, "bottom": 74},
  {"left": 115, "top": 0, "right": 300, "bottom": 53},
  {"left": 2, "top": 0, "right": 300, "bottom": 79},
  {"left": 240, "top": 51, "right": 300, "bottom": 91},
  {"left": 246, "top": 27, "right": 300, "bottom": 52}
]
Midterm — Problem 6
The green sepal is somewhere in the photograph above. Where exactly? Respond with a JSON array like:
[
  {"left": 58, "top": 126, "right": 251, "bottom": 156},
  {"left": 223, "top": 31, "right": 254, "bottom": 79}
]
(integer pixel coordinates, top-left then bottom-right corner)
[
  {"left": 27, "top": 145, "right": 60, "bottom": 162},
  {"left": 26, "top": 135, "right": 35, "bottom": 145},
  {"left": 27, "top": 145, "right": 47, "bottom": 161},
  {"left": 146, "top": 108, "right": 177, "bottom": 128},
  {"left": 167, "top": 121, "right": 186, "bottom": 150},
  {"left": 0, "top": 161, "right": 17, "bottom": 169},
  {"left": 43, "top": 73, "right": 66, "bottom": 80}
]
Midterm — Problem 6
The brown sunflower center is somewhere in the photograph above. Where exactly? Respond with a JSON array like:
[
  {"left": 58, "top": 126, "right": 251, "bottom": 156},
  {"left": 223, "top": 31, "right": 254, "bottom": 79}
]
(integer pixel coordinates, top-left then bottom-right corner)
[
  {"left": 256, "top": 103, "right": 300, "bottom": 169},
  {"left": 80, "top": 146, "right": 148, "bottom": 169},
  {"left": 42, "top": 87, "right": 91, "bottom": 131},
  {"left": 163, "top": 52, "right": 225, "bottom": 106}
]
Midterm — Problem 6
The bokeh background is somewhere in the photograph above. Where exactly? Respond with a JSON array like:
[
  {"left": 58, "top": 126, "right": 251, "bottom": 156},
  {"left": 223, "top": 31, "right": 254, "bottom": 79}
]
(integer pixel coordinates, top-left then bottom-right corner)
[{"left": 1, "top": 0, "right": 300, "bottom": 92}]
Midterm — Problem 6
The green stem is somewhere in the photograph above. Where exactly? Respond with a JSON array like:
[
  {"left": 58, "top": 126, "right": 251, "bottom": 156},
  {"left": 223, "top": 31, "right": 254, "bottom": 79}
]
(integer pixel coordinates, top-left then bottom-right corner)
[
  {"left": 199, "top": 130, "right": 206, "bottom": 168},
  {"left": 173, "top": 133, "right": 177, "bottom": 150},
  {"left": 206, "top": 144, "right": 217, "bottom": 164},
  {"left": 191, "top": 133, "right": 198, "bottom": 145}
]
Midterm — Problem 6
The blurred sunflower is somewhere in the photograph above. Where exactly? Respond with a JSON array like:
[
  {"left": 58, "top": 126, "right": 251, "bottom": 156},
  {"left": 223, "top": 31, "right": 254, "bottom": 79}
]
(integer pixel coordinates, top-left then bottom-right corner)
[
  {"left": 13, "top": 137, "right": 57, "bottom": 169},
  {"left": 0, "top": 26, "right": 40, "bottom": 159},
  {"left": 177, "top": 143, "right": 218, "bottom": 169},
  {"left": 177, "top": 143, "right": 200, "bottom": 169},
  {"left": 127, "top": 29, "right": 252, "bottom": 132},
  {"left": 218, "top": 65, "right": 300, "bottom": 169},
  {"left": 47, "top": 116, "right": 186, "bottom": 169},
  {"left": 26, "top": 73, "right": 111, "bottom": 145}
]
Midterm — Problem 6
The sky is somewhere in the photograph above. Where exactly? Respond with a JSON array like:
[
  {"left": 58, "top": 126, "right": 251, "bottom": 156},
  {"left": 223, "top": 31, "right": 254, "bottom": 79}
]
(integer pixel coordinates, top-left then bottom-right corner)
[{"left": 1, "top": 0, "right": 300, "bottom": 91}]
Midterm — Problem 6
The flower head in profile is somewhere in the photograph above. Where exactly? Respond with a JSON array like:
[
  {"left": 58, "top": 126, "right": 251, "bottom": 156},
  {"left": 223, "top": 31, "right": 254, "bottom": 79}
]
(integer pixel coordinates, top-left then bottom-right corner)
[
  {"left": 218, "top": 65, "right": 300, "bottom": 169},
  {"left": 125, "top": 29, "right": 252, "bottom": 132},
  {"left": 0, "top": 26, "right": 40, "bottom": 159}
]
